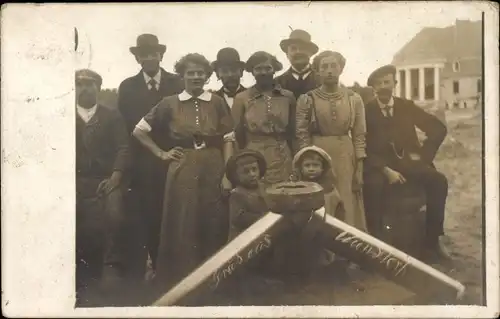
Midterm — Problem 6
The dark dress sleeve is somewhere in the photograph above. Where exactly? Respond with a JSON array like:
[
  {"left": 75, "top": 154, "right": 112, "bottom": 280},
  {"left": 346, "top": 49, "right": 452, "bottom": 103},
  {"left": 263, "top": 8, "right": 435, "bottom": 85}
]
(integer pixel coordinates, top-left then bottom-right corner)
[
  {"left": 231, "top": 93, "right": 247, "bottom": 149},
  {"left": 142, "top": 100, "right": 170, "bottom": 133},
  {"left": 285, "top": 91, "right": 297, "bottom": 155},
  {"left": 215, "top": 96, "right": 234, "bottom": 136}
]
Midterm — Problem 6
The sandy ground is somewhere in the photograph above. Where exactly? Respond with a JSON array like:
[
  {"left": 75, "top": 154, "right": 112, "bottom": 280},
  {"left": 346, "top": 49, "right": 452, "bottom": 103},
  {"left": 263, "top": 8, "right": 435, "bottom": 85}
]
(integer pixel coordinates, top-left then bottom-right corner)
[{"left": 76, "top": 109, "right": 484, "bottom": 307}]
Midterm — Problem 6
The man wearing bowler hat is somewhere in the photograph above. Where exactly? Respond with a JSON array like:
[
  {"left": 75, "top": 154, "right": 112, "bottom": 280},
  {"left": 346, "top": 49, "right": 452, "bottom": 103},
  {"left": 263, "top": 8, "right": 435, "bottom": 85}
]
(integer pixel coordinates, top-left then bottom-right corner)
[
  {"left": 117, "top": 34, "right": 183, "bottom": 283},
  {"left": 212, "top": 47, "right": 247, "bottom": 109},
  {"left": 363, "top": 64, "right": 451, "bottom": 263},
  {"left": 276, "top": 29, "right": 320, "bottom": 100},
  {"left": 210, "top": 47, "right": 248, "bottom": 248},
  {"left": 75, "top": 69, "right": 130, "bottom": 297}
]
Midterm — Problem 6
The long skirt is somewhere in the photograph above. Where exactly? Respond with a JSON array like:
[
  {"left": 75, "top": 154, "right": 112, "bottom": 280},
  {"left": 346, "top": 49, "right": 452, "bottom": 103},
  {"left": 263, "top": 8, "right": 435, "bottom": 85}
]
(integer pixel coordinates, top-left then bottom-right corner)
[
  {"left": 154, "top": 147, "right": 227, "bottom": 291},
  {"left": 312, "top": 135, "right": 367, "bottom": 231},
  {"left": 246, "top": 136, "right": 293, "bottom": 186}
]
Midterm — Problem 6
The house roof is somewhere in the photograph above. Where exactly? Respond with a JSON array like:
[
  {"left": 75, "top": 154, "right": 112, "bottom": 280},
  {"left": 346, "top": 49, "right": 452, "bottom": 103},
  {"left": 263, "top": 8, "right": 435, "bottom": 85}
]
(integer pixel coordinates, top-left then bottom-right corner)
[{"left": 392, "top": 19, "right": 482, "bottom": 66}]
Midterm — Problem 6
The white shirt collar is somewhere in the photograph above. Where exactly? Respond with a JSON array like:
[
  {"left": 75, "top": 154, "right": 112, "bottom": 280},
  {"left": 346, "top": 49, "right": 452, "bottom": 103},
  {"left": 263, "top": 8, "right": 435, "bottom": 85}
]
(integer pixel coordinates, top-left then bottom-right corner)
[
  {"left": 178, "top": 90, "right": 212, "bottom": 102},
  {"left": 291, "top": 65, "right": 312, "bottom": 80},
  {"left": 143, "top": 71, "right": 161, "bottom": 86},
  {"left": 377, "top": 96, "right": 394, "bottom": 107},
  {"left": 77, "top": 104, "right": 98, "bottom": 123}
]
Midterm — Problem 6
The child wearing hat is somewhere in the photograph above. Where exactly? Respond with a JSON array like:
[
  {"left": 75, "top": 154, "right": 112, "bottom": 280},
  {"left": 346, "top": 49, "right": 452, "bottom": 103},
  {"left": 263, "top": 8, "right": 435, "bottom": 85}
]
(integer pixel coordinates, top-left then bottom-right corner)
[
  {"left": 291, "top": 146, "right": 361, "bottom": 284},
  {"left": 224, "top": 150, "right": 286, "bottom": 304},
  {"left": 292, "top": 145, "right": 345, "bottom": 221}
]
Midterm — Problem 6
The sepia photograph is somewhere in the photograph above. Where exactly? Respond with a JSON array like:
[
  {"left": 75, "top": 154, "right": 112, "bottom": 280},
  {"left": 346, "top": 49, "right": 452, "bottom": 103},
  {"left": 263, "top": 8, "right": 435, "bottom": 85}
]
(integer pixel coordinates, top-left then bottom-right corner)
[{"left": 2, "top": 2, "right": 499, "bottom": 318}]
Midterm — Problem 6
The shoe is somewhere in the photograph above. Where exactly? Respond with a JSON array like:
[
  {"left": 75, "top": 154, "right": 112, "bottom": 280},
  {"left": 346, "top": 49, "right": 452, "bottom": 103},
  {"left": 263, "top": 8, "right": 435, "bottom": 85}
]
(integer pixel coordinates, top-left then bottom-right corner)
[{"left": 423, "top": 237, "right": 453, "bottom": 264}]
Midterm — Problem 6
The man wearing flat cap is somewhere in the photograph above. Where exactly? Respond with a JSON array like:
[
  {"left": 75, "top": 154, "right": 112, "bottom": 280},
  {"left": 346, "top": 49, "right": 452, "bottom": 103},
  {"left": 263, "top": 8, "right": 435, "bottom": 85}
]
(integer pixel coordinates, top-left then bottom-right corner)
[
  {"left": 276, "top": 29, "right": 320, "bottom": 100},
  {"left": 363, "top": 64, "right": 451, "bottom": 263},
  {"left": 117, "top": 34, "right": 183, "bottom": 283},
  {"left": 75, "top": 69, "right": 130, "bottom": 295}
]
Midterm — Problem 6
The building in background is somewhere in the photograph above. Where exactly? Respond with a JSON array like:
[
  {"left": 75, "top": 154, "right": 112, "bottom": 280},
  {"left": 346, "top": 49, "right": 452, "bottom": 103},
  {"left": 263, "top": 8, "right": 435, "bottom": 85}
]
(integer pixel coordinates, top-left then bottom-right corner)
[{"left": 392, "top": 19, "right": 482, "bottom": 110}]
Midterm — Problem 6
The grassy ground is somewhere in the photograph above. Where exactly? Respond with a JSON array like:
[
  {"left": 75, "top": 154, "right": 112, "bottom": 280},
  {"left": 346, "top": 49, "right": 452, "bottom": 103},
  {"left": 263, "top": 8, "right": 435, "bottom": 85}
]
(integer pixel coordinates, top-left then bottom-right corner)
[{"left": 432, "top": 110, "right": 484, "bottom": 305}]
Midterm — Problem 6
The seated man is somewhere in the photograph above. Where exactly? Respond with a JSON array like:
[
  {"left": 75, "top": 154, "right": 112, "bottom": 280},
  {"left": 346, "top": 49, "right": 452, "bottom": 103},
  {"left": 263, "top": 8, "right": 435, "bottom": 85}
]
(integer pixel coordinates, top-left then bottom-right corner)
[
  {"left": 75, "top": 69, "right": 131, "bottom": 296},
  {"left": 363, "top": 65, "right": 451, "bottom": 264}
]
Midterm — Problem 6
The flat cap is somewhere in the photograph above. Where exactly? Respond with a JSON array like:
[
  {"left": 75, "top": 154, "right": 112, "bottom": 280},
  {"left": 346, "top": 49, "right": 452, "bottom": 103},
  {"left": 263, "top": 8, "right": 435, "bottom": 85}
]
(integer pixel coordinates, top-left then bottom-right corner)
[
  {"left": 75, "top": 69, "right": 103, "bottom": 87},
  {"left": 367, "top": 64, "right": 396, "bottom": 87}
]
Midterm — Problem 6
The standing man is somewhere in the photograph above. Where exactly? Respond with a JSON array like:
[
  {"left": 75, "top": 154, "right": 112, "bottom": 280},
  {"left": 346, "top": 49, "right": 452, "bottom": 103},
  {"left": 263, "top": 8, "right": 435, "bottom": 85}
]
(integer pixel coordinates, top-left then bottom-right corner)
[
  {"left": 117, "top": 34, "right": 183, "bottom": 282},
  {"left": 276, "top": 29, "right": 320, "bottom": 99},
  {"left": 211, "top": 47, "right": 247, "bottom": 109},
  {"left": 75, "top": 69, "right": 130, "bottom": 296},
  {"left": 363, "top": 65, "right": 451, "bottom": 263},
  {"left": 211, "top": 47, "right": 247, "bottom": 248}
]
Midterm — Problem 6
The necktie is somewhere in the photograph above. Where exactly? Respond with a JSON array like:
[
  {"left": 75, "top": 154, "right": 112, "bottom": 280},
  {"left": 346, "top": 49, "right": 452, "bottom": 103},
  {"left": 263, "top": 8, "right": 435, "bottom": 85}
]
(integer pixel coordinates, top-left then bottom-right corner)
[
  {"left": 149, "top": 79, "right": 158, "bottom": 92},
  {"left": 384, "top": 105, "right": 393, "bottom": 118}
]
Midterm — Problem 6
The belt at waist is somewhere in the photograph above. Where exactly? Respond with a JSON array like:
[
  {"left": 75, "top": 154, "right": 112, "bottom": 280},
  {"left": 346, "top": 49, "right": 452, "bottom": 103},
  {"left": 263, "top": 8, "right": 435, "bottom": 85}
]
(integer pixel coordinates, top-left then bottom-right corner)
[
  {"left": 311, "top": 133, "right": 351, "bottom": 138},
  {"left": 171, "top": 135, "right": 223, "bottom": 149},
  {"left": 246, "top": 132, "right": 288, "bottom": 141}
]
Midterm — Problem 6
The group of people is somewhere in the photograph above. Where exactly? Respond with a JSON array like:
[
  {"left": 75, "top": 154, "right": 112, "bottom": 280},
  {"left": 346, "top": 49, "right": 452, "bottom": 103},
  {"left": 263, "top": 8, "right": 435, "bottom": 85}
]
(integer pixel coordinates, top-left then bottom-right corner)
[{"left": 75, "top": 29, "right": 452, "bottom": 305}]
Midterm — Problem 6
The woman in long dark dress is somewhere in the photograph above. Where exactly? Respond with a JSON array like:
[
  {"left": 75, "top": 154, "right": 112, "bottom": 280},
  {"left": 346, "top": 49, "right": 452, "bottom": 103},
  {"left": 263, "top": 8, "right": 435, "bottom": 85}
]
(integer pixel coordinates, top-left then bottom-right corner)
[
  {"left": 232, "top": 51, "right": 296, "bottom": 186},
  {"left": 133, "top": 53, "right": 234, "bottom": 291}
]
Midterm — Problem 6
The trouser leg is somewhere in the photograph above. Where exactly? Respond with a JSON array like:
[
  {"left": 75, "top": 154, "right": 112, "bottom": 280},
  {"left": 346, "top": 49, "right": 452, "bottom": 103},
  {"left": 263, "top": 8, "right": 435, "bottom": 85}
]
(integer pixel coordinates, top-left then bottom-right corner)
[
  {"left": 363, "top": 170, "right": 387, "bottom": 237},
  {"left": 102, "top": 186, "right": 126, "bottom": 268},
  {"left": 403, "top": 166, "right": 448, "bottom": 245}
]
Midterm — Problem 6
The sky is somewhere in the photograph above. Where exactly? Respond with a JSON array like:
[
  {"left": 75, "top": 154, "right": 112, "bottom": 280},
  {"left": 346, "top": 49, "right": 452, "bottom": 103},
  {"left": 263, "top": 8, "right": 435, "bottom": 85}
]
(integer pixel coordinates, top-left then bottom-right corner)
[{"left": 73, "top": 2, "right": 483, "bottom": 90}]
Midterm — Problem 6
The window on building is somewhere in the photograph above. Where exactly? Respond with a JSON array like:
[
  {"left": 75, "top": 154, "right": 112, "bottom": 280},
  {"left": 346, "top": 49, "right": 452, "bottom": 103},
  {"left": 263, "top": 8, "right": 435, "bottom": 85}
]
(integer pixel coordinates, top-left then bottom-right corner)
[
  {"left": 453, "top": 80, "right": 460, "bottom": 94},
  {"left": 452, "top": 61, "right": 461, "bottom": 72},
  {"left": 477, "top": 79, "right": 482, "bottom": 93}
]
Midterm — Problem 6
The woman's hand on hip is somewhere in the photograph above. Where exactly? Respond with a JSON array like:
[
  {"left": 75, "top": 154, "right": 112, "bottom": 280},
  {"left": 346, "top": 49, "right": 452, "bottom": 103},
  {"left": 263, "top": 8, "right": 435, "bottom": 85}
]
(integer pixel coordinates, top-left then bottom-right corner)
[{"left": 158, "top": 147, "right": 184, "bottom": 162}]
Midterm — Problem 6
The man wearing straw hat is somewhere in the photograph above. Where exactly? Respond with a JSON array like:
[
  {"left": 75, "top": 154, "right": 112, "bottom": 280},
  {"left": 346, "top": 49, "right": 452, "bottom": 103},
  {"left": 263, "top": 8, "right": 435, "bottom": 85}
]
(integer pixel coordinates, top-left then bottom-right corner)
[
  {"left": 117, "top": 34, "right": 183, "bottom": 283},
  {"left": 276, "top": 29, "right": 320, "bottom": 100}
]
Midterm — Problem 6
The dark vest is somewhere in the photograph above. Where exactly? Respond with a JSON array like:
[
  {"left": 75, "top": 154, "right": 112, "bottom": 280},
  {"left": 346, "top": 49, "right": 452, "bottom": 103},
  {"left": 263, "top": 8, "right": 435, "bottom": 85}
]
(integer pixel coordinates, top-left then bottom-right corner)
[{"left": 275, "top": 68, "right": 320, "bottom": 99}]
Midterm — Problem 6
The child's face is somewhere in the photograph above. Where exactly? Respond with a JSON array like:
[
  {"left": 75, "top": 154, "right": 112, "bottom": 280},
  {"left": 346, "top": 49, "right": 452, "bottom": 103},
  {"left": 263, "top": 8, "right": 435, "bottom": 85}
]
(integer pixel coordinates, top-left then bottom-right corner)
[
  {"left": 235, "top": 156, "right": 260, "bottom": 188},
  {"left": 300, "top": 154, "right": 324, "bottom": 181}
]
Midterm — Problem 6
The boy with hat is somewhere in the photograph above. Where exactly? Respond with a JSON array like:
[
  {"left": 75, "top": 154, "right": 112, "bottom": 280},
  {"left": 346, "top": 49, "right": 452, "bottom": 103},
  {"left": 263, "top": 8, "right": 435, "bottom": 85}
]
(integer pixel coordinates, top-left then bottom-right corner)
[
  {"left": 117, "top": 34, "right": 183, "bottom": 283},
  {"left": 226, "top": 149, "right": 268, "bottom": 241},
  {"left": 75, "top": 69, "right": 130, "bottom": 296},
  {"left": 364, "top": 64, "right": 451, "bottom": 264},
  {"left": 276, "top": 29, "right": 320, "bottom": 100}
]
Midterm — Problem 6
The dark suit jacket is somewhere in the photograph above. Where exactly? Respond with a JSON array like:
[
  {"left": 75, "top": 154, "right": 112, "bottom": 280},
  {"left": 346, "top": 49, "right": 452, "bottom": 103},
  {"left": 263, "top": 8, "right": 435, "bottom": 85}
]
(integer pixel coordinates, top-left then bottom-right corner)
[
  {"left": 76, "top": 105, "right": 130, "bottom": 178},
  {"left": 213, "top": 85, "right": 247, "bottom": 113},
  {"left": 275, "top": 68, "right": 320, "bottom": 100},
  {"left": 117, "top": 68, "right": 183, "bottom": 185},
  {"left": 213, "top": 85, "right": 247, "bottom": 98},
  {"left": 365, "top": 97, "right": 447, "bottom": 172},
  {"left": 118, "top": 68, "right": 183, "bottom": 141}
]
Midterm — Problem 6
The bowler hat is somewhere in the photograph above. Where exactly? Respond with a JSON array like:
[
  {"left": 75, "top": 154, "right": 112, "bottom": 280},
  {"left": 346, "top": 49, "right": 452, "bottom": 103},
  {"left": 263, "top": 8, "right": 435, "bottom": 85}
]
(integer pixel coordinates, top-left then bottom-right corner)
[
  {"left": 367, "top": 64, "right": 397, "bottom": 87},
  {"left": 226, "top": 149, "right": 267, "bottom": 187},
  {"left": 129, "top": 34, "right": 166, "bottom": 56},
  {"left": 280, "top": 29, "right": 319, "bottom": 54},
  {"left": 211, "top": 47, "right": 245, "bottom": 70},
  {"left": 75, "top": 69, "right": 102, "bottom": 87}
]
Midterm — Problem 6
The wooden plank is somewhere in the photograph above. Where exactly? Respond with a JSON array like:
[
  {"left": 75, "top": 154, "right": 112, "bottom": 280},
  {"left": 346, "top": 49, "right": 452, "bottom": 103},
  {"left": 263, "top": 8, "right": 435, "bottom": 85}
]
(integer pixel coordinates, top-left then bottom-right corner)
[{"left": 317, "top": 211, "right": 465, "bottom": 301}]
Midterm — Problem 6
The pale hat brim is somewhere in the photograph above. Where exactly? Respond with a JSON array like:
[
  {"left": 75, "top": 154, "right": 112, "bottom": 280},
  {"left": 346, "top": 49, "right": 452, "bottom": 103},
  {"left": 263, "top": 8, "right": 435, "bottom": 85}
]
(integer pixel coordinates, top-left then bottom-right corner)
[{"left": 280, "top": 39, "right": 319, "bottom": 54}]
